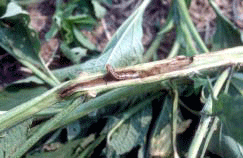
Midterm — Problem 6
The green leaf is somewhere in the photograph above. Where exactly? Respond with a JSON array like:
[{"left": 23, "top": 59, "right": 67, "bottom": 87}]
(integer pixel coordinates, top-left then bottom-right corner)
[
  {"left": 0, "top": 119, "right": 32, "bottom": 158},
  {"left": 231, "top": 73, "right": 243, "bottom": 96},
  {"left": 0, "top": 2, "right": 59, "bottom": 86},
  {"left": 0, "top": 1, "right": 7, "bottom": 17},
  {"left": 108, "top": 105, "right": 152, "bottom": 155},
  {"left": 12, "top": 97, "right": 85, "bottom": 157},
  {"left": 13, "top": 76, "right": 45, "bottom": 85},
  {"left": 0, "top": 2, "right": 43, "bottom": 69},
  {"left": 26, "top": 136, "right": 94, "bottom": 158},
  {"left": 150, "top": 95, "right": 192, "bottom": 157},
  {"left": 209, "top": 130, "right": 243, "bottom": 158},
  {"left": 73, "top": 25, "right": 96, "bottom": 50},
  {"left": 63, "top": 15, "right": 96, "bottom": 44},
  {"left": 95, "top": 0, "right": 151, "bottom": 68},
  {"left": 0, "top": 82, "right": 65, "bottom": 133},
  {"left": 192, "top": 77, "right": 209, "bottom": 93},
  {"left": 217, "top": 94, "right": 243, "bottom": 145},
  {"left": 209, "top": 94, "right": 243, "bottom": 156},
  {"left": 0, "top": 1, "right": 28, "bottom": 18},
  {"left": 0, "top": 84, "right": 48, "bottom": 110},
  {"left": 60, "top": 43, "right": 88, "bottom": 64},
  {"left": 99, "top": 0, "right": 112, "bottom": 5},
  {"left": 45, "top": 22, "right": 59, "bottom": 40},
  {"left": 1, "top": 0, "right": 149, "bottom": 86},
  {"left": 79, "top": 134, "right": 106, "bottom": 157},
  {"left": 77, "top": 0, "right": 96, "bottom": 18},
  {"left": 45, "top": 0, "right": 96, "bottom": 43},
  {"left": 67, "top": 15, "right": 96, "bottom": 25},
  {"left": 62, "top": 20, "right": 73, "bottom": 44},
  {"left": 30, "top": 0, "right": 151, "bottom": 82},
  {"left": 209, "top": 0, "right": 243, "bottom": 50},
  {"left": 91, "top": 0, "right": 107, "bottom": 18}
]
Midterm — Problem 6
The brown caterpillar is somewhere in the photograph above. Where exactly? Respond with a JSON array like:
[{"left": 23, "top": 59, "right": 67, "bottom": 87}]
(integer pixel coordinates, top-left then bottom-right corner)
[{"left": 105, "top": 64, "right": 140, "bottom": 80}]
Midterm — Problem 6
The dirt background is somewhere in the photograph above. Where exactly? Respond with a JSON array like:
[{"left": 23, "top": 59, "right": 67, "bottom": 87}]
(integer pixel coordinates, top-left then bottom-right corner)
[{"left": 1, "top": 0, "right": 243, "bottom": 85}]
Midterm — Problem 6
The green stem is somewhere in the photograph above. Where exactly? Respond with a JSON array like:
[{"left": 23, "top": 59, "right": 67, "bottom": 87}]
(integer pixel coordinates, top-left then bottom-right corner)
[
  {"left": 144, "top": 1, "right": 174, "bottom": 62},
  {"left": 13, "top": 97, "right": 84, "bottom": 158},
  {"left": 177, "top": 0, "right": 209, "bottom": 53},
  {"left": 188, "top": 68, "right": 231, "bottom": 157},
  {"left": 167, "top": 37, "right": 181, "bottom": 58},
  {"left": 172, "top": 83, "right": 179, "bottom": 157},
  {"left": 42, "top": 58, "right": 61, "bottom": 84},
  {"left": 180, "top": 20, "right": 199, "bottom": 55},
  {"left": 78, "top": 134, "right": 106, "bottom": 157},
  {"left": 20, "top": 59, "right": 58, "bottom": 87}
]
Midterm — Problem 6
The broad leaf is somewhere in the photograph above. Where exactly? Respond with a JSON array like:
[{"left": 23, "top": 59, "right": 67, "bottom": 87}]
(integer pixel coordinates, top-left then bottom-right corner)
[
  {"left": 0, "top": 2, "right": 43, "bottom": 69},
  {"left": 94, "top": 0, "right": 151, "bottom": 68},
  {"left": 208, "top": 94, "right": 243, "bottom": 157},
  {"left": 15, "top": 0, "right": 151, "bottom": 83},
  {"left": 73, "top": 25, "right": 96, "bottom": 50},
  {"left": 108, "top": 105, "right": 152, "bottom": 155},
  {"left": 92, "top": 0, "right": 107, "bottom": 18},
  {"left": 231, "top": 73, "right": 243, "bottom": 96},
  {"left": 60, "top": 43, "right": 88, "bottom": 64},
  {"left": 209, "top": 131, "right": 243, "bottom": 158},
  {"left": 0, "top": 84, "right": 48, "bottom": 110},
  {"left": 216, "top": 94, "right": 243, "bottom": 145},
  {"left": 210, "top": 0, "right": 243, "bottom": 51},
  {"left": 0, "top": 119, "right": 31, "bottom": 158}
]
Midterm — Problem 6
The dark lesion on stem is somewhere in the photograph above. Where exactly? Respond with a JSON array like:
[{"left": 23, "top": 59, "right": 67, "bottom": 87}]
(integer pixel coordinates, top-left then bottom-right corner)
[
  {"left": 59, "top": 78, "right": 106, "bottom": 98},
  {"left": 105, "top": 56, "right": 193, "bottom": 80},
  {"left": 59, "top": 56, "right": 194, "bottom": 98}
]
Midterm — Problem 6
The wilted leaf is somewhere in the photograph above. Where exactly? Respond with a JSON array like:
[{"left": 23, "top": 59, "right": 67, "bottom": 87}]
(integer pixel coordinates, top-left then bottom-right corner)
[
  {"left": 151, "top": 120, "right": 192, "bottom": 157},
  {"left": 150, "top": 96, "right": 192, "bottom": 157}
]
